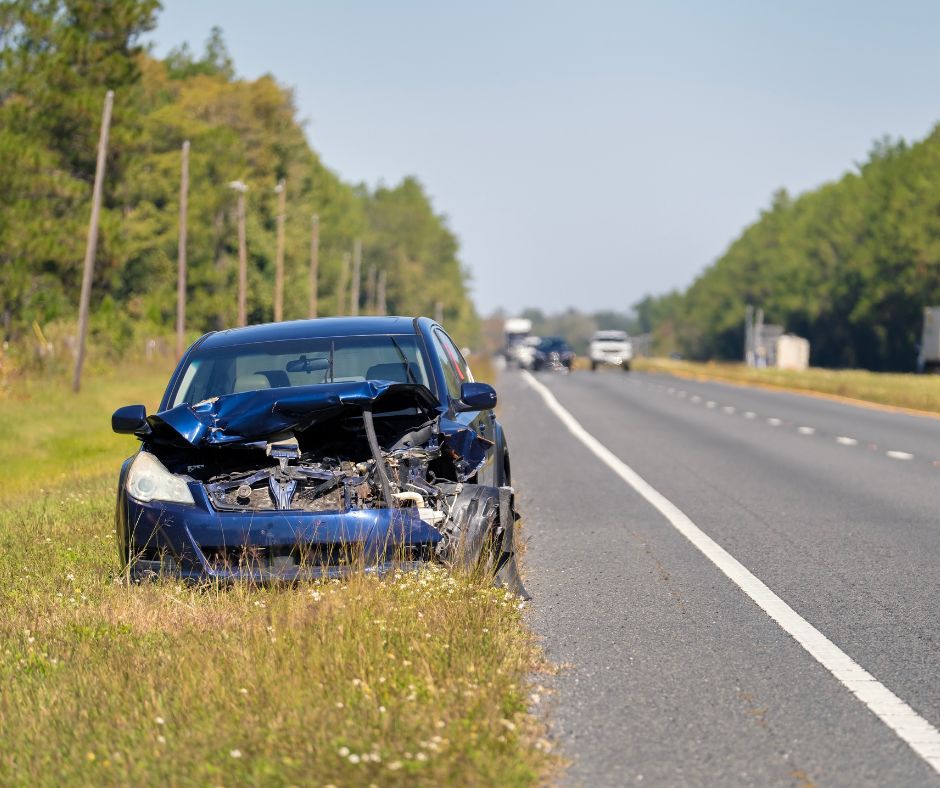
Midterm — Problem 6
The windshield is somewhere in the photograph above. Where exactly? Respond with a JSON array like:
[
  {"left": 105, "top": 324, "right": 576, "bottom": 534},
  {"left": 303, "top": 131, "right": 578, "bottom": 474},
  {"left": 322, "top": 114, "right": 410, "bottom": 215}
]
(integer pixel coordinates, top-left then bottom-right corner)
[
  {"left": 171, "top": 334, "right": 432, "bottom": 407},
  {"left": 539, "top": 337, "right": 569, "bottom": 352}
]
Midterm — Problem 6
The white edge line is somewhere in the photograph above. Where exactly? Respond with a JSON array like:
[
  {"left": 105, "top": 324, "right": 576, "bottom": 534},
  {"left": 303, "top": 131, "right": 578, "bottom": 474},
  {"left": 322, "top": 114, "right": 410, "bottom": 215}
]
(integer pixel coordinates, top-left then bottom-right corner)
[{"left": 520, "top": 369, "right": 940, "bottom": 772}]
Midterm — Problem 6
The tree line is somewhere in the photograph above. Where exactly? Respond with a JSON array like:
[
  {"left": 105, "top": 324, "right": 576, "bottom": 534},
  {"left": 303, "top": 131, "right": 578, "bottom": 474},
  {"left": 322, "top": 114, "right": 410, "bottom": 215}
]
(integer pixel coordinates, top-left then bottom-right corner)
[
  {"left": 635, "top": 130, "right": 940, "bottom": 371},
  {"left": 0, "top": 1, "right": 477, "bottom": 369}
]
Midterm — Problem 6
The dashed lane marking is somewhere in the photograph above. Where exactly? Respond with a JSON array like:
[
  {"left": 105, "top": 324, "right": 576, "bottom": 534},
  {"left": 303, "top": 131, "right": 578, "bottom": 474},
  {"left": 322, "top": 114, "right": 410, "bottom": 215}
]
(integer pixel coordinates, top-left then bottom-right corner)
[
  {"left": 798, "top": 426, "right": 816, "bottom": 435},
  {"left": 886, "top": 451, "right": 914, "bottom": 461},
  {"left": 521, "top": 370, "right": 940, "bottom": 775},
  {"left": 836, "top": 437, "right": 859, "bottom": 446},
  {"left": 767, "top": 417, "right": 782, "bottom": 426},
  {"left": 706, "top": 400, "right": 717, "bottom": 409},
  {"left": 723, "top": 406, "right": 736, "bottom": 415},
  {"left": 744, "top": 411, "right": 757, "bottom": 419}
]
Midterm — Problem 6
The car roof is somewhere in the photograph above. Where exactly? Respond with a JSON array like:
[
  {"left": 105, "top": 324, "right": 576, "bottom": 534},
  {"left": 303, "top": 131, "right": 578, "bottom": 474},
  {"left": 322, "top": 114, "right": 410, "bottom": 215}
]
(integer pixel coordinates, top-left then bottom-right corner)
[{"left": 196, "top": 316, "right": 421, "bottom": 351}]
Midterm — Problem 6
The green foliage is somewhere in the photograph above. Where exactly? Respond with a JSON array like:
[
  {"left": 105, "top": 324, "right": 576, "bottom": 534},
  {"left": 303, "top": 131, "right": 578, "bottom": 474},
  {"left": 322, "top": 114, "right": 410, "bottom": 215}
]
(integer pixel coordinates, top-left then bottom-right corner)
[
  {"left": 638, "top": 130, "right": 940, "bottom": 370},
  {"left": 0, "top": 4, "right": 477, "bottom": 356}
]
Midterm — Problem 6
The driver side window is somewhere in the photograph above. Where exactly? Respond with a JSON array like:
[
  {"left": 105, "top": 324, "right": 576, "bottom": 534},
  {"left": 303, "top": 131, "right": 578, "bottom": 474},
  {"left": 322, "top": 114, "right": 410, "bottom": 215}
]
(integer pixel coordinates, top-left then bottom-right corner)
[{"left": 431, "top": 331, "right": 462, "bottom": 400}]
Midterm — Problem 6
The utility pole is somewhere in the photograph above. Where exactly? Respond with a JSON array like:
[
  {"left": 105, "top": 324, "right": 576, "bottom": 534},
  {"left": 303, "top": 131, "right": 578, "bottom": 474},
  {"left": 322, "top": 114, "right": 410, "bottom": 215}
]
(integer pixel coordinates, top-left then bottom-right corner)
[
  {"left": 376, "top": 270, "right": 387, "bottom": 316},
  {"left": 228, "top": 180, "right": 249, "bottom": 326},
  {"left": 744, "top": 304, "right": 754, "bottom": 365},
  {"left": 337, "top": 252, "right": 350, "bottom": 316},
  {"left": 72, "top": 89, "right": 114, "bottom": 393},
  {"left": 350, "top": 238, "right": 362, "bottom": 315},
  {"left": 366, "top": 266, "right": 377, "bottom": 315},
  {"left": 176, "top": 140, "right": 190, "bottom": 358},
  {"left": 273, "top": 178, "right": 286, "bottom": 322},
  {"left": 434, "top": 300, "right": 444, "bottom": 325},
  {"left": 309, "top": 214, "right": 319, "bottom": 318}
]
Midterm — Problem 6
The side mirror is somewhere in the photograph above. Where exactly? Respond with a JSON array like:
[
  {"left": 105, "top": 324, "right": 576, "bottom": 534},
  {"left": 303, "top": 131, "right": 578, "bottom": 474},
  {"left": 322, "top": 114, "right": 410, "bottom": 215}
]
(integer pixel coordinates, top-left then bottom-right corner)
[
  {"left": 112, "top": 404, "right": 150, "bottom": 435},
  {"left": 454, "top": 382, "right": 497, "bottom": 412}
]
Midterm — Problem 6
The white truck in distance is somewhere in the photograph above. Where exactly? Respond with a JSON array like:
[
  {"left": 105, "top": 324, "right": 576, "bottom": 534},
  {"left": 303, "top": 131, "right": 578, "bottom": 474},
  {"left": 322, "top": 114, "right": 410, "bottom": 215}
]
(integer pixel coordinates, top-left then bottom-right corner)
[{"left": 589, "top": 330, "right": 633, "bottom": 371}]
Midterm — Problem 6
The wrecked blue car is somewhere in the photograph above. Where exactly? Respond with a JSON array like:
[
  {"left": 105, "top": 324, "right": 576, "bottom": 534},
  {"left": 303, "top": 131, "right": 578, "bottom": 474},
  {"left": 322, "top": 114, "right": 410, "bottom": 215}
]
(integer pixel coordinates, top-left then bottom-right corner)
[{"left": 111, "top": 316, "right": 525, "bottom": 595}]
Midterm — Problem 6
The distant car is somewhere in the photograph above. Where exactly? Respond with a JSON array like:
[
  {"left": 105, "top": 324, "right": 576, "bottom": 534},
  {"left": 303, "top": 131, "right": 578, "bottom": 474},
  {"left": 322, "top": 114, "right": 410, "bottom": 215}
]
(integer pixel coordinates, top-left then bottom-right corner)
[
  {"left": 589, "top": 330, "right": 633, "bottom": 371},
  {"left": 111, "top": 316, "right": 526, "bottom": 595},
  {"left": 532, "top": 337, "right": 575, "bottom": 371}
]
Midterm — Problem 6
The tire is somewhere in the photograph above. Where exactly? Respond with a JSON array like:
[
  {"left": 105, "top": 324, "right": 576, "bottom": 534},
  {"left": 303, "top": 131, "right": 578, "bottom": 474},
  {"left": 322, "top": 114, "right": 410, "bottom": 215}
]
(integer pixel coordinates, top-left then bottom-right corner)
[
  {"left": 436, "top": 485, "right": 529, "bottom": 598},
  {"left": 622, "top": 361, "right": 631, "bottom": 372},
  {"left": 591, "top": 360, "right": 598, "bottom": 371}
]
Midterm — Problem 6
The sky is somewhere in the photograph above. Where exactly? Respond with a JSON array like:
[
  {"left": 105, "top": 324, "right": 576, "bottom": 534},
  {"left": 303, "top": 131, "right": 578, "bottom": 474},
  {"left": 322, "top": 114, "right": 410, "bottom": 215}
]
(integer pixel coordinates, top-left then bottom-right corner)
[{"left": 148, "top": 0, "right": 940, "bottom": 316}]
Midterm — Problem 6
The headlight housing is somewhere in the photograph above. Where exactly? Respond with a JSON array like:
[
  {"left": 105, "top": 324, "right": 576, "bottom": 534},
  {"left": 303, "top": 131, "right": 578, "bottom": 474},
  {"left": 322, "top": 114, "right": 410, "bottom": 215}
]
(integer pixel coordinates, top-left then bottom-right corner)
[{"left": 126, "top": 451, "right": 195, "bottom": 505}]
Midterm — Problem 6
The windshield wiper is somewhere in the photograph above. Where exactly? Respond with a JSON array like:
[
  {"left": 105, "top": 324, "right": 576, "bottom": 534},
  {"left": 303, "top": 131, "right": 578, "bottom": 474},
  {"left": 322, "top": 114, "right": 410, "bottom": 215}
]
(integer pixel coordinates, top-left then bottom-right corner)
[{"left": 388, "top": 337, "right": 419, "bottom": 385}]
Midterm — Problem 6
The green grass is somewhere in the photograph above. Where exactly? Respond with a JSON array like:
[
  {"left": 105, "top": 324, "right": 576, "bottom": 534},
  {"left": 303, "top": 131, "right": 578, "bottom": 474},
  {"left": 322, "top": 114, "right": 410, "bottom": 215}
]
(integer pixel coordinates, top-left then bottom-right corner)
[
  {"left": 0, "top": 362, "right": 554, "bottom": 786},
  {"left": 0, "top": 360, "right": 173, "bottom": 499},
  {"left": 634, "top": 357, "right": 940, "bottom": 414}
]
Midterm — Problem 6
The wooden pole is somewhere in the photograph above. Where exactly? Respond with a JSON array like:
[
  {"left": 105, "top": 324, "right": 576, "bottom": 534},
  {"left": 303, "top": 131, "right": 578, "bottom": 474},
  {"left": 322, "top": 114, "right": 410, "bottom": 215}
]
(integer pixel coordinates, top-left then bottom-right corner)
[
  {"left": 376, "top": 270, "right": 387, "bottom": 316},
  {"left": 273, "top": 178, "right": 286, "bottom": 322},
  {"left": 350, "top": 238, "right": 362, "bottom": 315},
  {"left": 337, "top": 252, "right": 350, "bottom": 316},
  {"left": 309, "top": 214, "right": 319, "bottom": 318},
  {"left": 366, "top": 266, "right": 377, "bottom": 315},
  {"left": 176, "top": 140, "right": 190, "bottom": 358},
  {"left": 228, "top": 181, "right": 249, "bottom": 327},
  {"left": 72, "top": 89, "right": 114, "bottom": 393}
]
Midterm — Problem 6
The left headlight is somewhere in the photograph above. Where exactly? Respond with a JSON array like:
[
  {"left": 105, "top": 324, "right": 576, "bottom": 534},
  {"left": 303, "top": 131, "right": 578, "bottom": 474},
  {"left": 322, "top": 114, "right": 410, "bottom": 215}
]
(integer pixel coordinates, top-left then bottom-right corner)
[{"left": 126, "top": 451, "right": 195, "bottom": 505}]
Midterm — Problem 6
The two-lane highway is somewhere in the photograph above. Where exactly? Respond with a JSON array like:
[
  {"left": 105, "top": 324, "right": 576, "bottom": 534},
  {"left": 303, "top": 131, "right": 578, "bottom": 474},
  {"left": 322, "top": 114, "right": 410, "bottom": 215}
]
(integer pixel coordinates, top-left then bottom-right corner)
[{"left": 500, "top": 368, "right": 940, "bottom": 786}]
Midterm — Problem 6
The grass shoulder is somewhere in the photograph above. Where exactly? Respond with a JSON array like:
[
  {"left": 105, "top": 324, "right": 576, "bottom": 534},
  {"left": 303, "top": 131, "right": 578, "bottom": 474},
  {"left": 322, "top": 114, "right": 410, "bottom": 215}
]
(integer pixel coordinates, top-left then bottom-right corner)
[{"left": 0, "top": 361, "right": 556, "bottom": 785}]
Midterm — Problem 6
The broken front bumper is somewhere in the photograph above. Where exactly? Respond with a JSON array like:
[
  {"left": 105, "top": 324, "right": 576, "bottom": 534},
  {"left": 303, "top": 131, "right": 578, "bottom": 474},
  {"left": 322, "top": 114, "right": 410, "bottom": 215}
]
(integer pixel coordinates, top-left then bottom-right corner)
[{"left": 118, "top": 484, "right": 443, "bottom": 583}]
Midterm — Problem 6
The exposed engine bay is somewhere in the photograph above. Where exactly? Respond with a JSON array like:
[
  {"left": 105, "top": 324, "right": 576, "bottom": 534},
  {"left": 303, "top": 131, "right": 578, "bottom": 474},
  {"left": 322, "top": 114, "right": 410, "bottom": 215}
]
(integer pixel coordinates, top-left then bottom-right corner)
[{"left": 199, "top": 439, "right": 448, "bottom": 526}]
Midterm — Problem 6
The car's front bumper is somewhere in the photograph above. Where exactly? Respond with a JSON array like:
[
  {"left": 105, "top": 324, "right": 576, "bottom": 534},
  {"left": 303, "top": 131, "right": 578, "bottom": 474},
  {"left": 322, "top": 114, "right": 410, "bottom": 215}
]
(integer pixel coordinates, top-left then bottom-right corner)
[
  {"left": 592, "top": 352, "right": 631, "bottom": 365},
  {"left": 119, "top": 485, "right": 443, "bottom": 583}
]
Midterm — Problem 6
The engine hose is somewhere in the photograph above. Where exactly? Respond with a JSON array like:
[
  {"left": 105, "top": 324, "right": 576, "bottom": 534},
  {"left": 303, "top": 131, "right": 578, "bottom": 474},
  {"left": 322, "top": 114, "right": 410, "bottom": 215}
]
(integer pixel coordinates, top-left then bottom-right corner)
[{"left": 362, "top": 406, "right": 394, "bottom": 509}]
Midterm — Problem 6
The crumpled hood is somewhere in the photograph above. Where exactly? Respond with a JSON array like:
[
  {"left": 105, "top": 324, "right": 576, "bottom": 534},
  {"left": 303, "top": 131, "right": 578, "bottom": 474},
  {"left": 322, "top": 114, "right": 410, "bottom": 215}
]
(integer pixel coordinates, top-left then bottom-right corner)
[{"left": 148, "top": 381, "right": 441, "bottom": 448}]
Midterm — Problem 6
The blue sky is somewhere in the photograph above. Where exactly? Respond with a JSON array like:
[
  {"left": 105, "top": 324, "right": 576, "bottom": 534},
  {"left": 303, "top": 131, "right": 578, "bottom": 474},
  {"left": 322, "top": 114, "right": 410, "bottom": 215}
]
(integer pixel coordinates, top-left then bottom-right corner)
[{"left": 148, "top": 1, "right": 940, "bottom": 315}]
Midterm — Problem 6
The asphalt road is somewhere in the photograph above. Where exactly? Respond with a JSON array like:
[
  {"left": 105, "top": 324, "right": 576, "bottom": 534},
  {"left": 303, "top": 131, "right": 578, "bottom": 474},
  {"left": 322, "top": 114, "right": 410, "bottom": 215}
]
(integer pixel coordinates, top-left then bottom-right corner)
[{"left": 498, "top": 367, "right": 940, "bottom": 787}]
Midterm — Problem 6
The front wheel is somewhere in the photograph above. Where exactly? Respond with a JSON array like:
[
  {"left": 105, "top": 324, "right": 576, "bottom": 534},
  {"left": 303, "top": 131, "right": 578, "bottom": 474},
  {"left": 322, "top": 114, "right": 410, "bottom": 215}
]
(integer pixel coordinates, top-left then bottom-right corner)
[
  {"left": 436, "top": 486, "right": 529, "bottom": 599},
  {"left": 622, "top": 361, "right": 631, "bottom": 372},
  {"left": 590, "top": 360, "right": 598, "bottom": 371}
]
